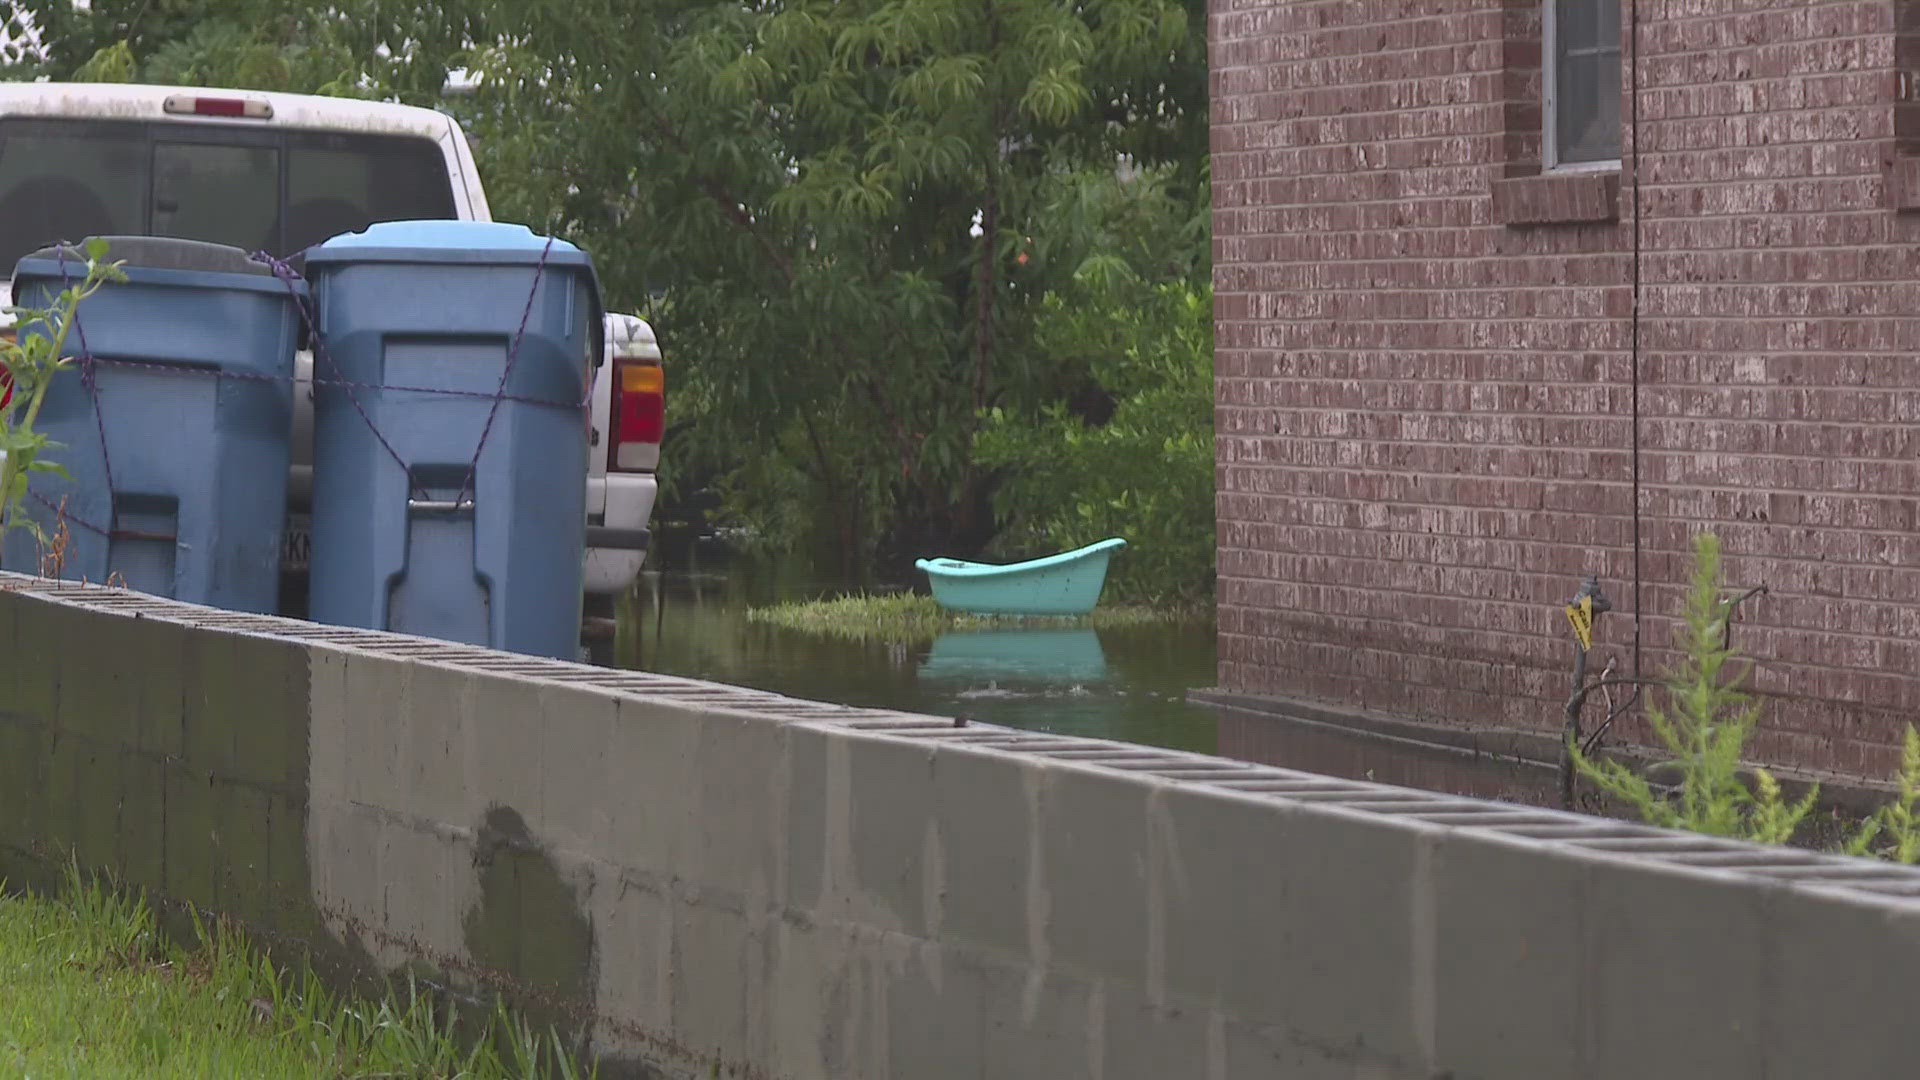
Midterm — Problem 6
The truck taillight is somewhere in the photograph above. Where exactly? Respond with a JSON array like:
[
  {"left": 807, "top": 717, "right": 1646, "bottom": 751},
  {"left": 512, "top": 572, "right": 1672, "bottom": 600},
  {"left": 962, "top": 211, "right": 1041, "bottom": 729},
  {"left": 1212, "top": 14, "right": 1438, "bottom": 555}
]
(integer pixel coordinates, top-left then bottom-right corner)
[
  {"left": 610, "top": 358, "right": 663, "bottom": 472},
  {"left": 162, "top": 94, "right": 273, "bottom": 119}
]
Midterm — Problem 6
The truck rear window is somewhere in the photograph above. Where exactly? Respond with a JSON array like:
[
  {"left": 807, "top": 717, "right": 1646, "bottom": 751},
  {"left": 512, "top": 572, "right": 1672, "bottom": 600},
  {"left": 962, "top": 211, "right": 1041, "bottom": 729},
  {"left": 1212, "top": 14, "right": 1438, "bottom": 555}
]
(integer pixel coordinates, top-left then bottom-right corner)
[{"left": 0, "top": 118, "right": 457, "bottom": 272}]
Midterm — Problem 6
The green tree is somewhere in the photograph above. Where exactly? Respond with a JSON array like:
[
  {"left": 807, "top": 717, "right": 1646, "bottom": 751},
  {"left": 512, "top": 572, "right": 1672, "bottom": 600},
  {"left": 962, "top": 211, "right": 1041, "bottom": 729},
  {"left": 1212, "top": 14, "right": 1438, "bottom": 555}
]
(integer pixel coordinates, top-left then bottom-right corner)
[
  {"left": 973, "top": 164, "right": 1212, "bottom": 601},
  {"left": 445, "top": 0, "right": 1209, "bottom": 582},
  {"left": 0, "top": 0, "right": 467, "bottom": 98}
]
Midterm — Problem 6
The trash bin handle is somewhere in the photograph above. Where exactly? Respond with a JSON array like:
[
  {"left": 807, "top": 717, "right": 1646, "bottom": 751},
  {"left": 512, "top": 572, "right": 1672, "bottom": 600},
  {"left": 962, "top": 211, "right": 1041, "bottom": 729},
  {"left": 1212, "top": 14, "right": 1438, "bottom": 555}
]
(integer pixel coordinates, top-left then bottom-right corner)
[{"left": 407, "top": 498, "right": 473, "bottom": 514}]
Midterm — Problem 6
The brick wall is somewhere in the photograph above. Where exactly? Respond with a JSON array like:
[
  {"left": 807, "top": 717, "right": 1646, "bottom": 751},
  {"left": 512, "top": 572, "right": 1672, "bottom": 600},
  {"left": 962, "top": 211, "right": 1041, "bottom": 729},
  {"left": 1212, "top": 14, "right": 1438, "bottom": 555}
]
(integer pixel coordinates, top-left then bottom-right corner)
[{"left": 1213, "top": 0, "right": 1920, "bottom": 780}]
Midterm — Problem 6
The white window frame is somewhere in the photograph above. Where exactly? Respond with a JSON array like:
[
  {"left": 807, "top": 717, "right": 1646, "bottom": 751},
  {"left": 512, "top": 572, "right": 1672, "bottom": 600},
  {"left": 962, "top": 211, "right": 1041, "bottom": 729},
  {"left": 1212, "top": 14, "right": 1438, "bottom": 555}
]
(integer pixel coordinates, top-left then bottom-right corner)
[{"left": 1542, "top": 0, "right": 1622, "bottom": 173}]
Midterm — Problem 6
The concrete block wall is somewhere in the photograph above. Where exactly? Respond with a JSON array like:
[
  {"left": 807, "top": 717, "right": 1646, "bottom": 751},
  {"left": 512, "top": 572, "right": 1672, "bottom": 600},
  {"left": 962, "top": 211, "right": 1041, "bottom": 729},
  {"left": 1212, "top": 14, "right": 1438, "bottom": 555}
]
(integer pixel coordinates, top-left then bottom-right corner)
[
  {"left": 1212, "top": 0, "right": 1920, "bottom": 779},
  {"left": 6, "top": 573, "right": 1920, "bottom": 1078}
]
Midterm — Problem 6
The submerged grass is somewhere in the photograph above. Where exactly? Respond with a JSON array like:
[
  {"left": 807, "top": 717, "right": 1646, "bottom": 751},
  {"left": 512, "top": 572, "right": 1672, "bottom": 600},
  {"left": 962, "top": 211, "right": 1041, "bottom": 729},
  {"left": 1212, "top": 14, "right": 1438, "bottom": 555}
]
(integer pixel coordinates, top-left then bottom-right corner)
[
  {"left": 0, "top": 865, "right": 590, "bottom": 1079},
  {"left": 746, "top": 590, "right": 1208, "bottom": 643}
]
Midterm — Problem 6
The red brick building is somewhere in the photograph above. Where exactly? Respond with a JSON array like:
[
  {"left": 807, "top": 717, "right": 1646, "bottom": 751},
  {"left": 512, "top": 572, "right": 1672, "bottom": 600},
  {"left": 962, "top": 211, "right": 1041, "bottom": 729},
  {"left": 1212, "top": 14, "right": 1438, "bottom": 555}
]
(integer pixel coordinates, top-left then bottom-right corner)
[{"left": 1210, "top": 0, "right": 1920, "bottom": 781}]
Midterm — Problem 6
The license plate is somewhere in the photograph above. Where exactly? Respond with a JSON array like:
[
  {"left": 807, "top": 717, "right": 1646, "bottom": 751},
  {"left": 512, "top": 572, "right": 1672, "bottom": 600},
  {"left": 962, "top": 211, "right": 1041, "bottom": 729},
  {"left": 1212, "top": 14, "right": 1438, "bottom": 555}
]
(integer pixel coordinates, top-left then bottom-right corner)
[{"left": 282, "top": 514, "right": 311, "bottom": 573}]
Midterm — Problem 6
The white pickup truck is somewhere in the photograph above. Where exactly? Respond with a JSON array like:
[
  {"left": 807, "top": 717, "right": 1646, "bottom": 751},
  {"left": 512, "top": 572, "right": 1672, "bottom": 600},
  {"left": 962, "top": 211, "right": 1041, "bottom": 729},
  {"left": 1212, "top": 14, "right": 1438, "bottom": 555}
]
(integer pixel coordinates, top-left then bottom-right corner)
[{"left": 0, "top": 82, "right": 658, "bottom": 616}]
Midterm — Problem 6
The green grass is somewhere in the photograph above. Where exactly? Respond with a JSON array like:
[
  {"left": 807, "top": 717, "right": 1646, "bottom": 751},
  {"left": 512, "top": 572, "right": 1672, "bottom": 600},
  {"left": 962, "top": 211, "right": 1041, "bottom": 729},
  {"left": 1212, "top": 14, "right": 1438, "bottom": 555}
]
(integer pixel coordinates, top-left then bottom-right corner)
[
  {"left": 0, "top": 866, "right": 590, "bottom": 1079},
  {"left": 745, "top": 590, "right": 1209, "bottom": 643}
]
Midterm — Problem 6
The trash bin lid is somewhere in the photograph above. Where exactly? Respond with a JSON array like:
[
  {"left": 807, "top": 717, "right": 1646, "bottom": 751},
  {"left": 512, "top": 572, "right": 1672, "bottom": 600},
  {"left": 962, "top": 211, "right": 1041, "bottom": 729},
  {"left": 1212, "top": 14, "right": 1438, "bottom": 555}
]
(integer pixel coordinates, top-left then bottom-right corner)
[
  {"left": 13, "top": 235, "right": 302, "bottom": 303},
  {"left": 304, "top": 219, "right": 604, "bottom": 369},
  {"left": 308, "top": 220, "right": 586, "bottom": 259},
  {"left": 22, "top": 236, "right": 275, "bottom": 275}
]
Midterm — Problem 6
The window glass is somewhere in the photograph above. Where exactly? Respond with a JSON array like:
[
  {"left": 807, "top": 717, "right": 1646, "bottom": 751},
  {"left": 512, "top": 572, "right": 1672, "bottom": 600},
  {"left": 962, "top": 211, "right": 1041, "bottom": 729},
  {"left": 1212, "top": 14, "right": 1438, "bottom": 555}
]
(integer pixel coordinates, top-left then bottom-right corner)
[
  {"left": 0, "top": 118, "right": 457, "bottom": 269},
  {"left": 0, "top": 120, "right": 146, "bottom": 267},
  {"left": 1553, "top": 0, "right": 1622, "bottom": 165},
  {"left": 153, "top": 141, "right": 280, "bottom": 253},
  {"left": 287, "top": 132, "right": 456, "bottom": 252}
]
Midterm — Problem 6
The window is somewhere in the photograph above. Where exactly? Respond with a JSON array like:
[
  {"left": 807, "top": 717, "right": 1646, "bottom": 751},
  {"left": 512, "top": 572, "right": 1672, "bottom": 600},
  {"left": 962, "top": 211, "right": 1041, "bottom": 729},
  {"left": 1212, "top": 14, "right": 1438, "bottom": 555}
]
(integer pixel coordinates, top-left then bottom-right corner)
[
  {"left": 154, "top": 141, "right": 281, "bottom": 254},
  {"left": 285, "top": 132, "right": 459, "bottom": 254},
  {"left": 0, "top": 119, "right": 457, "bottom": 270},
  {"left": 1544, "top": 0, "right": 1621, "bottom": 168}
]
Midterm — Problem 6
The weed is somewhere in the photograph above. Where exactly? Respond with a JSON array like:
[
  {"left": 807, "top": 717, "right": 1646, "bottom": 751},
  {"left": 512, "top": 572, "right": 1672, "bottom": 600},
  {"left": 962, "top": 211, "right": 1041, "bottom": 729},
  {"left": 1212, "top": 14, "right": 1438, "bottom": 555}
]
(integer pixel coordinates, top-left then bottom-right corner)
[
  {"left": 0, "top": 862, "right": 597, "bottom": 1078},
  {"left": 1570, "top": 533, "right": 1817, "bottom": 843},
  {"left": 1574, "top": 532, "right": 1920, "bottom": 861},
  {"left": 36, "top": 495, "right": 69, "bottom": 578},
  {"left": 0, "top": 239, "right": 123, "bottom": 548},
  {"left": 1846, "top": 724, "right": 1920, "bottom": 863},
  {"left": 747, "top": 590, "right": 1207, "bottom": 644}
]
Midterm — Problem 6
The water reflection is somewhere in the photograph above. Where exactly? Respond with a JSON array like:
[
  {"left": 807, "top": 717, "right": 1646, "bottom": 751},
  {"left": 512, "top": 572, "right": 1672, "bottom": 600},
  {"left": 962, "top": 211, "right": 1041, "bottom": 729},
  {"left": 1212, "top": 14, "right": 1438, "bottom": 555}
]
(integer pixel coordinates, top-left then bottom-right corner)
[
  {"left": 615, "top": 549, "right": 1218, "bottom": 755},
  {"left": 919, "top": 628, "right": 1110, "bottom": 685}
]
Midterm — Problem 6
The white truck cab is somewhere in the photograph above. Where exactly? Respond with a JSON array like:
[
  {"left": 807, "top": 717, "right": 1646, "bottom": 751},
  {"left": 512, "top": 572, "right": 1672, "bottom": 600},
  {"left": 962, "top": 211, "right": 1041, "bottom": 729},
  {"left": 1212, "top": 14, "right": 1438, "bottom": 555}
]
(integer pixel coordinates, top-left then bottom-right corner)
[{"left": 0, "top": 82, "right": 656, "bottom": 606}]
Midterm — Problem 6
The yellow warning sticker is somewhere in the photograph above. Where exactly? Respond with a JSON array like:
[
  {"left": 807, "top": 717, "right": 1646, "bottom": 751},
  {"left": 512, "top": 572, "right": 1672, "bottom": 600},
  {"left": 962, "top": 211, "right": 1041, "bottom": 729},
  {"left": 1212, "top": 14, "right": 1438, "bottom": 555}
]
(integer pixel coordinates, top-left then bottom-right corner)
[{"left": 1565, "top": 594, "right": 1594, "bottom": 652}]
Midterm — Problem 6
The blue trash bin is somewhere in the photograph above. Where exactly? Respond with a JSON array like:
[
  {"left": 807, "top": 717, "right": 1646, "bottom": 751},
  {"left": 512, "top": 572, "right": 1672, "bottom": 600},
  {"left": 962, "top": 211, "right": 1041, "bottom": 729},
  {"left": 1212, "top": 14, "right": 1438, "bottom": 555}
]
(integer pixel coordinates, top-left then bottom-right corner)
[
  {"left": 2, "top": 237, "right": 304, "bottom": 612},
  {"left": 304, "top": 220, "right": 603, "bottom": 659}
]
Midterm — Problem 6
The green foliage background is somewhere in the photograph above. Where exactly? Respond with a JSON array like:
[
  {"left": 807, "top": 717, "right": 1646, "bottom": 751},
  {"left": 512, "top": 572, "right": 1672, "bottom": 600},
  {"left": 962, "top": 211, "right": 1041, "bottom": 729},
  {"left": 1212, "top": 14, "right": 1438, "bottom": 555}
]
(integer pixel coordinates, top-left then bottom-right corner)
[{"left": 1, "top": 0, "right": 1215, "bottom": 600}]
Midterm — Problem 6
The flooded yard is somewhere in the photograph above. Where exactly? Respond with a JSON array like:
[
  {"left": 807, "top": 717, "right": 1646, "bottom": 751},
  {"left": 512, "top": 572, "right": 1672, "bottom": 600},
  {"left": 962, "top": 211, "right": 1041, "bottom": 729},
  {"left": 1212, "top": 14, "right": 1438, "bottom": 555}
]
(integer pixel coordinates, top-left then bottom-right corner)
[
  {"left": 611, "top": 548, "right": 1221, "bottom": 756},
  {"left": 606, "top": 545, "right": 1593, "bottom": 812}
]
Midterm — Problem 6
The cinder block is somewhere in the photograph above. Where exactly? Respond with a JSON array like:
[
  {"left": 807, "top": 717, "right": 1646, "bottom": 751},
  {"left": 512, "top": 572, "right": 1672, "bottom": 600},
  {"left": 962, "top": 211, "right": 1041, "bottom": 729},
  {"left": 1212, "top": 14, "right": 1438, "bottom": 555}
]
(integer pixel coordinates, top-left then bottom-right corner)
[
  {"left": 1430, "top": 830, "right": 1586, "bottom": 1080},
  {"left": 179, "top": 632, "right": 238, "bottom": 778},
  {"left": 1096, "top": 980, "right": 1241, "bottom": 1080},
  {"left": 1030, "top": 763, "right": 1152, "bottom": 987},
  {"left": 455, "top": 670, "right": 547, "bottom": 826},
  {"left": 0, "top": 714, "right": 47, "bottom": 854},
  {"left": 1155, "top": 787, "right": 1427, "bottom": 1066},
  {"left": 226, "top": 636, "right": 308, "bottom": 792},
  {"left": 163, "top": 761, "right": 219, "bottom": 908},
  {"left": 306, "top": 797, "right": 384, "bottom": 943},
  {"left": 760, "top": 914, "right": 842, "bottom": 1080},
  {"left": 219, "top": 781, "right": 274, "bottom": 927},
  {"left": 840, "top": 729, "right": 940, "bottom": 937},
  {"left": 781, "top": 723, "right": 830, "bottom": 915},
  {"left": 265, "top": 788, "right": 315, "bottom": 928},
  {"left": 604, "top": 694, "right": 704, "bottom": 883},
  {"left": 588, "top": 866, "right": 676, "bottom": 1056},
  {"left": 53, "top": 609, "right": 141, "bottom": 745},
  {"left": 0, "top": 591, "right": 22, "bottom": 713},
  {"left": 130, "top": 618, "right": 190, "bottom": 760},
  {"left": 116, "top": 754, "right": 167, "bottom": 889},
  {"left": 305, "top": 647, "right": 351, "bottom": 804},
  {"left": 682, "top": 705, "right": 789, "bottom": 901},
  {"left": 392, "top": 660, "right": 476, "bottom": 826},
  {"left": 670, "top": 891, "right": 752, "bottom": 1060},
  {"left": 928, "top": 746, "right": 1040, "bottom": 961},
  {"left": 535, "top": 684, "right": 619, "bottom": 857},
  {"left": 50, "top": 731, "right": 106, "bottom": 865},
  {"left": 978, "top": 958, "right": 1103, "bottom": 1080},
  {"left": 1581, "top": 863, "right": 1768, "bottom": 1079},
  {"left": 339, "top": 651, "right": 414, "bottom": 808},
  {"left": 1221, "top": 1017, "right": 1421, "bottom": 1080},
  {"left": 879, "top": 944, "right": 990, "bottom": 1080},
  {"left": 376, "top": 813, "right": 472, "bottom": 966},
  {"left": 5, "top": 596, "right": 67, "bottom": 723},
  {"left": 1759, "top": 887, "right": 1920, "bottom": 1075}
]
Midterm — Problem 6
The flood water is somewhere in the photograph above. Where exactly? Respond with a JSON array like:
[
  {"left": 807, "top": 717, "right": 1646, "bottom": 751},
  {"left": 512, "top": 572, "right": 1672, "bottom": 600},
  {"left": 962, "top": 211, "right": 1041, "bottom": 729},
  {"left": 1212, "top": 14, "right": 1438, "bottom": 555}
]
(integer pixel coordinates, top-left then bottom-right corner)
[{"left": 611, "top": 547, "right": 1221, "bottom": 756}]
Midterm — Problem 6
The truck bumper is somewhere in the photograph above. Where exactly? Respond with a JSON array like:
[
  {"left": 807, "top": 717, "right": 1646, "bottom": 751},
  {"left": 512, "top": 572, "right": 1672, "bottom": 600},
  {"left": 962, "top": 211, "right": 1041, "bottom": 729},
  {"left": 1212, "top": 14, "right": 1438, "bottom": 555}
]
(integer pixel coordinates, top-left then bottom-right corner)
[{"left": 584, "top": 472, "right": 655, "bottom": 595}]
